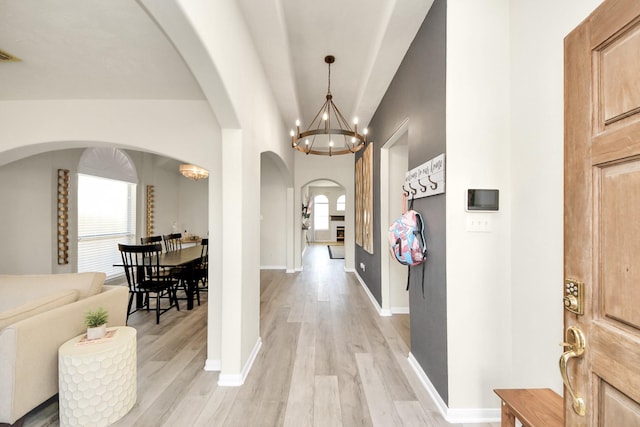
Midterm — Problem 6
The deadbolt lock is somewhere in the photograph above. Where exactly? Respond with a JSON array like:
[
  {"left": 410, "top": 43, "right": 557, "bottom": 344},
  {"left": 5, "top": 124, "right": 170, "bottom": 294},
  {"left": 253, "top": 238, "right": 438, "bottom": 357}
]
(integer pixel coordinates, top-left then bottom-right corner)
[{"left": 564, "top": 279, "right": 584, "bottom": 315}]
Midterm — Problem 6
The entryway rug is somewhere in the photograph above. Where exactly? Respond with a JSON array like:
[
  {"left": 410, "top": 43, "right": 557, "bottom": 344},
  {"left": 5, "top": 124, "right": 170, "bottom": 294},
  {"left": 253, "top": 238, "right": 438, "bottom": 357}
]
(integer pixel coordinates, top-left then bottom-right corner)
[{"left": 327, "top": 245, "right": 344, "bottom": 259}]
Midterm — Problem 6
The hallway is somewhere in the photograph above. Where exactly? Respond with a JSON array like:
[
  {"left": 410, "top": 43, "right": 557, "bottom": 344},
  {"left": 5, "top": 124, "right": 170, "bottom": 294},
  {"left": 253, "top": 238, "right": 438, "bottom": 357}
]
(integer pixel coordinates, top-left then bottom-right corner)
[{"left": 23, "top": 245, "right": 499, "bottom": 426}]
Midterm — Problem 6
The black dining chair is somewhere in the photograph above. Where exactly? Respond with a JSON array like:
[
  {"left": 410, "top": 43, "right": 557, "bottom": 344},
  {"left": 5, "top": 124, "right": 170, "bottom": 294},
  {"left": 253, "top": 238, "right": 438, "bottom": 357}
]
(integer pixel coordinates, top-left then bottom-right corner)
[
  {"left": 162, "top": 233, "right": 182, "bottom": 252},
  {"left": 162, "top": 233, "right": 202, "bottom": 306},
  {"left": 184, "top": 239, "right": 208, "bottom": 296},
  {"left": 118, "top": 243, "right": 180, "bottom": 324},
  {"left": 197, "top": 238, "right": 208, "bottom": 291},
  {"left": 141, "top": 235, "right": 163, "bottom": 245}
]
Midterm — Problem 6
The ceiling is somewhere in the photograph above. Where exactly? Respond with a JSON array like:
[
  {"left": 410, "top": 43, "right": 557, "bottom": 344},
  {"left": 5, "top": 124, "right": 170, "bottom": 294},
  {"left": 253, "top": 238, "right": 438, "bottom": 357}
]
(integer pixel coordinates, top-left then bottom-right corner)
[{"left": 0, "top": 0, "right": 432, "bottom": 130}]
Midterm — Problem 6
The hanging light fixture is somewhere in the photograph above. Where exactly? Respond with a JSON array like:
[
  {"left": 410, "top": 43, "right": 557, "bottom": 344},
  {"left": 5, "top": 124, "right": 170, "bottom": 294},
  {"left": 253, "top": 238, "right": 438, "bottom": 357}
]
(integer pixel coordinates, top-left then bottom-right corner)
[
  {"left": 290, "top": 55, "right": 367, "bottom": 156},
  {"left": 179, "top": 164, "right": 209, "bottom": 181}
]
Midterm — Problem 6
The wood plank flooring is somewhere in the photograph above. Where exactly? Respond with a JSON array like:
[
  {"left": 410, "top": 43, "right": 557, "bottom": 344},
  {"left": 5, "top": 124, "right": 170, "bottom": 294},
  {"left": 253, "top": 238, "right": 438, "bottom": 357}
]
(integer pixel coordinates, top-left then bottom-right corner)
[{"left": 22, "top": 244, "right": 498, "bottom": 426}]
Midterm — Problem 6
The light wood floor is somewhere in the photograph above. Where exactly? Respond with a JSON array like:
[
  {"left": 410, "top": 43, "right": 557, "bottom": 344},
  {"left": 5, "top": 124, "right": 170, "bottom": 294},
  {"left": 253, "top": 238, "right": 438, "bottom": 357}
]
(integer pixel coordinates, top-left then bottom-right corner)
[{"left": 23, "top": 245, "right": 498, "bottom": 426}]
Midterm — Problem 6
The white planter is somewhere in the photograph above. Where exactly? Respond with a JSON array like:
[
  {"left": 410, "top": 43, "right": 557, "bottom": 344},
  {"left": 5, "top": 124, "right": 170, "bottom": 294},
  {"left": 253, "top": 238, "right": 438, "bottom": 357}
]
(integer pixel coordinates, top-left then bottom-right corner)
[{"left": 86, "top": 324, "right": 106, "bottom": 340}]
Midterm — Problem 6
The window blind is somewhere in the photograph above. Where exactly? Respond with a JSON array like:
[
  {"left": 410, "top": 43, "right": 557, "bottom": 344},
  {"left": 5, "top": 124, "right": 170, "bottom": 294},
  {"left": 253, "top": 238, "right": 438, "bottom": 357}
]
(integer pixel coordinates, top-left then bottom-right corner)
[{"left": 78, "top": 174, "right": 136, "bottom": 280}]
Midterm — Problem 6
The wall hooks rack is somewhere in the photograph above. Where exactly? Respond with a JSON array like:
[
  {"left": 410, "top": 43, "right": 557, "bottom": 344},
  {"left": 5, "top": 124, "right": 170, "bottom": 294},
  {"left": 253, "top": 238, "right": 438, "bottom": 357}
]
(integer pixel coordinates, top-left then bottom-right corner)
[
  {"left": 401, "top": 153, "right": 445, "bottom": 200},
  {"left": 427, "top": 175, "right": 438, "bottom": 190}
]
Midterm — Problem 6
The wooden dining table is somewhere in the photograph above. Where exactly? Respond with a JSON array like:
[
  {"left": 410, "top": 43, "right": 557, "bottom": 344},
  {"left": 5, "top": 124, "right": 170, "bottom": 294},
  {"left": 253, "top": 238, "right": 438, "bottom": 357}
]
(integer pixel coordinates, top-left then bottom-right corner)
[{"left": 156, "top": 245, "right": 203, "bottom": 310}]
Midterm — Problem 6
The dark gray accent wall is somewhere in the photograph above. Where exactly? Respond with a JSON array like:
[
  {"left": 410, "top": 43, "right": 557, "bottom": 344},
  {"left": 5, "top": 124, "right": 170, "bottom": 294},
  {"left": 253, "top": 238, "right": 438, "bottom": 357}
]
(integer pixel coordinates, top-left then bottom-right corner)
[{"left": 354, "top": 0, "right": 448, "bottom": 403}]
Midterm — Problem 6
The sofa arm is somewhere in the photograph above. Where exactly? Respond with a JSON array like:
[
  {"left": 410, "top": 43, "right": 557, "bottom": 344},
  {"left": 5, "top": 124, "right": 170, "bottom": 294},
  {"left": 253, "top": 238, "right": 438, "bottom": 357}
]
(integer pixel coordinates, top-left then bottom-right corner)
[{"left": 0, "top": 285, "right": 128, "bottom": 424}]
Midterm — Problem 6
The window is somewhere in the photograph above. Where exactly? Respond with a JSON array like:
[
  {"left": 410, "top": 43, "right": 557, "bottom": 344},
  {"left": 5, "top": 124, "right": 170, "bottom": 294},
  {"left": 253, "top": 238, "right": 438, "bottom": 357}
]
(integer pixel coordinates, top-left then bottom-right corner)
[
  {"left": 336, "top": 194, "right": 345, "bottom": 211},
  {"left": 313, "top": 195, "right": 329, "bottom": 230},
  {"left": 78, "top": 174, "right": 136, "bottom": 280}
]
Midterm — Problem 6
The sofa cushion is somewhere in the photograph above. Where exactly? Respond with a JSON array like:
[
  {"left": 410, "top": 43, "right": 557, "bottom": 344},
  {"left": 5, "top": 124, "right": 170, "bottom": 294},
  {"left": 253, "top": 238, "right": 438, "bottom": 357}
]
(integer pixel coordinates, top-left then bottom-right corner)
[
  {"left": 0, "top": 272, "right": 105, "bottom": 311},
  {"left": 0, "top": 289, "right": 79, "bottom": 330}
]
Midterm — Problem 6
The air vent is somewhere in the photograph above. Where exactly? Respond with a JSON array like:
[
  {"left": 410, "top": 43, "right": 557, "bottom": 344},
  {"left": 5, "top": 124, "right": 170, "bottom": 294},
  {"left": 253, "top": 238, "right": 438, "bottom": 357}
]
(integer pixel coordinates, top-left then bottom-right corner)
[{"left": 0, "top": 49, "right": 20, "bottom": 62}]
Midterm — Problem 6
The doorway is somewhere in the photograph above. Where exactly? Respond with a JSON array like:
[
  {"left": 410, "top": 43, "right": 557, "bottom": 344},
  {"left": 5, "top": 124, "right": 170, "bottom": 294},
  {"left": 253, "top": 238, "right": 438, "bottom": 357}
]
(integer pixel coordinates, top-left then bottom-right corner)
[
  {"left": 380, "top": 120, "right": 410, "bottom": 317},
  {"left": 301, "top": 180, "right": 346, "bottom": 264}
]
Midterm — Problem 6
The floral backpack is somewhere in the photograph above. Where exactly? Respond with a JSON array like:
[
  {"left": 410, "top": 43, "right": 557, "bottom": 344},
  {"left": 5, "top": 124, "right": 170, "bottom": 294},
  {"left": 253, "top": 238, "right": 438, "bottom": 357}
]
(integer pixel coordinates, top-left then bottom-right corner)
[{"left": 388, "top": 201, "right": 427, "bottom": 294}]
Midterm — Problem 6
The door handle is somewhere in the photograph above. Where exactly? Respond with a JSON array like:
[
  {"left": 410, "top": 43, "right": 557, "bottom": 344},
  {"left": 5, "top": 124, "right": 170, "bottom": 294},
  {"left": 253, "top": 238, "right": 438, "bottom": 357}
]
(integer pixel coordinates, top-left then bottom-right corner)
[{"left": 559, "top": 325, "right": 586, "bottom": 416}]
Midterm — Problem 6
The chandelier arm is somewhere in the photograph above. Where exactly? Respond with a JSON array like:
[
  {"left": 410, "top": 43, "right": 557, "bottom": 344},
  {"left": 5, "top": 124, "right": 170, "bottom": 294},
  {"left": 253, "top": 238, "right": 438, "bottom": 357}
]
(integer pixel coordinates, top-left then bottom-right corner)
[
  {"left": 329, "top": 99, "right": 353, "bottom": 131},
  {"left": 307, "top": 97, "right": 330, "bottom": 130}
]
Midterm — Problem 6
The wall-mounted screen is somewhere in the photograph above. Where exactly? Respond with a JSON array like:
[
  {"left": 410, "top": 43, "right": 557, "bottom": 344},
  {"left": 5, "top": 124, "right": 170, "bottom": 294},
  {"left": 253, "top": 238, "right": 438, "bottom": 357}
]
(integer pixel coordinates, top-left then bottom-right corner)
[{"left": 466, "top": 189, "right": 499, "bottom": 211}]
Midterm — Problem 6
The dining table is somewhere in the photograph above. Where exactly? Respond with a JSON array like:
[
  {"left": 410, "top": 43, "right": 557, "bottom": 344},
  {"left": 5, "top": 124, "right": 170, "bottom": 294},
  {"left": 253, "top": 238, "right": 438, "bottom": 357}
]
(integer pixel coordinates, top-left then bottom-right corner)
[{"left": 156, "top": 245, "right": 204, "bottom": 310}]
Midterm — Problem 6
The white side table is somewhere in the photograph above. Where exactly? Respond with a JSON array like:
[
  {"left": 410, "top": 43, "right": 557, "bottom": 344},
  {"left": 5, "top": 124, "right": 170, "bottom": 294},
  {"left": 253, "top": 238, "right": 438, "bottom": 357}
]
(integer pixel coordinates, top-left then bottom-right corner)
[{"left": 58, "top": 326, "right": 137, "bottom": 427}]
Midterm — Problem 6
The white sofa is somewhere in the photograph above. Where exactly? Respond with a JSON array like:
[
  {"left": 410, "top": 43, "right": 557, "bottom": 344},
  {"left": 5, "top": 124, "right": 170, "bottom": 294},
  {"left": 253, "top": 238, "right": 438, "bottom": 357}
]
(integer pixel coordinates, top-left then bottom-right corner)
[{"left": 0, "top": 272, "right": 128, "bottom": 425}]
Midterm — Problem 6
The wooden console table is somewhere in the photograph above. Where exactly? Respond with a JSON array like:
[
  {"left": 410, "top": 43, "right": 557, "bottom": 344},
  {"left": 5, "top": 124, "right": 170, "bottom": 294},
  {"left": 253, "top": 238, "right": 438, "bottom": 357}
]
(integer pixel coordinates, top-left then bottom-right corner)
[{"left": 493, "top": 388, "right": 563, "bottom": 427}]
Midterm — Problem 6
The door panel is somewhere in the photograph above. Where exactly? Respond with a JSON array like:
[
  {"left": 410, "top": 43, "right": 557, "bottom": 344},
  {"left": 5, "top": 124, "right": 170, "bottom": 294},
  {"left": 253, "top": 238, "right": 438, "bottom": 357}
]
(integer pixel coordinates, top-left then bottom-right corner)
[
  {"left": 599, "top": 22, "right": 640, "bottom": 124},
  {"left": 600, "top": 161, "right": 640, "bottom": 329},
  {"left": 601, "top": 383, "right": 640, "bottom": 426},
  {"left": 565, "top": 0, "right": 640, "bottom": 425}
]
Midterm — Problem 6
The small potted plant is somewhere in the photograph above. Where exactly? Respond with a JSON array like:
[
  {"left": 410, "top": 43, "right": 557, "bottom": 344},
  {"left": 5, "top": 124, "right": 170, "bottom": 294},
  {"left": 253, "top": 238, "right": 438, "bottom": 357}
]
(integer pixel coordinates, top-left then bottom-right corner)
[{"left": 84, "top": 307, "right": 109, "bottom": 340}]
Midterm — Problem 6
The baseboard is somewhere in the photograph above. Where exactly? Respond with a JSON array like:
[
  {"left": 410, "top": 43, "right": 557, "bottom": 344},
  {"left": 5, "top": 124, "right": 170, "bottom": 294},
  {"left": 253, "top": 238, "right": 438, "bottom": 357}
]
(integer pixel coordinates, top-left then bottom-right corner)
[
  {"left": 391, "top": 306, "right": 410, "bottom": 314},
  {"left": 217, "top": 337, "right": 263, "bottom": 387},
  {"left": 286, "top": 269, "right": 296, "bottom": 274},
  {"left": 344, "top": 267, "right": 355, "bottom": 273},
  {"left": 260, "top": 265, "right": 286, "bottom": 270},
  {"left": 407, "top": 353, "right": 500, "bottom": 424},
  {"left": 354, "top": 271, "right": 392, "bottom": 317},
  {"left": 204, "top": 358, "right": 221, "bottom": 371}
]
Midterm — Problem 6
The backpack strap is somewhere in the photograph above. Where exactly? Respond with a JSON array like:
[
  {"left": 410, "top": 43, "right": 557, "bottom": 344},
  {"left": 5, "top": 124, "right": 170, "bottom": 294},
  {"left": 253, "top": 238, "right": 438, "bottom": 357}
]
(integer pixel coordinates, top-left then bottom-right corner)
[{"left": 410, "top": 211, "right": 428, "bottom": 299}]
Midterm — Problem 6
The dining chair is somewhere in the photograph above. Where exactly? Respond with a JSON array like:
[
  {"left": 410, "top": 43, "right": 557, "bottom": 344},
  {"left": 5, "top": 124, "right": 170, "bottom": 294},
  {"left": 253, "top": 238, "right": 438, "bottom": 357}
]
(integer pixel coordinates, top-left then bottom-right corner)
[
  {"left": 198, "top": 238, "right": 208, "bottom": 291},
  {"left": 140, "top": 235, "right": 163, "bottom": 246},
  {"left": 162, "top": 233, "right": 202, "bottom": 306},
  {"left": 162, "top": 233, "right": 182, "bottom": 252},
  {"left": 184, "top": 239, "right": 208, "bottom": 297},
  {"left": 118, "top": 243, "right": 180, "bottom": 324}
]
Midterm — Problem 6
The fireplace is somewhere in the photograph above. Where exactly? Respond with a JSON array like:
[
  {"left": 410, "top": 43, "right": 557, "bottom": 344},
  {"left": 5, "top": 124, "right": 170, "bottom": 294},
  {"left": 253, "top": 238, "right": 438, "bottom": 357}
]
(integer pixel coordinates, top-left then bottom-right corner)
[{"left": 336, "top": 226, "right": 345, "bottom": 242}]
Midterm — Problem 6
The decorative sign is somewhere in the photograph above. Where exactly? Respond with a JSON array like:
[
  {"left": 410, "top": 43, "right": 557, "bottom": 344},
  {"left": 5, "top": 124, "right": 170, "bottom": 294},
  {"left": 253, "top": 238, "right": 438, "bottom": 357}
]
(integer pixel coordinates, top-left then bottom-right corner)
[{"left": 403, "top": 153, "right": 445, "bottom": 199}]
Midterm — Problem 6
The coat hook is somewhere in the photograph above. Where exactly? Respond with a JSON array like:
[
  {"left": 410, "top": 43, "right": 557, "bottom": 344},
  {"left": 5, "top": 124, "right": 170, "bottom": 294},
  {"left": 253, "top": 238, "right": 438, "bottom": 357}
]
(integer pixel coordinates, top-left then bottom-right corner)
[
  {"left": 402, "top": 184, "right": 410, "bottom": 196},
  {"left": 408, "top": 182, "right": 418, "bottom": 195},
  {"left": 418, "top": 179, "right": 427, "bottom": 192},
  {"left": 427, "top": 175, "right": 438, "bottom": 190}
]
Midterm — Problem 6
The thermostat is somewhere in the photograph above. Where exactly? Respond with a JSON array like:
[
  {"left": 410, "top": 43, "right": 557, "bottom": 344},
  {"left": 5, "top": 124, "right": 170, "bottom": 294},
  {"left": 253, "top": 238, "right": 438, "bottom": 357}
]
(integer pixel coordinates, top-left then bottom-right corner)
[{"left": 466, "top": 189, "right": 499, "bottom": 211}]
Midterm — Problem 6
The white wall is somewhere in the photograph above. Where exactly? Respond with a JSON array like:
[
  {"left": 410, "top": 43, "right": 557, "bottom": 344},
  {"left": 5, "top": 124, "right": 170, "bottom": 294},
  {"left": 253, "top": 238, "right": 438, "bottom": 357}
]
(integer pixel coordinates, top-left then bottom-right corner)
[
  {"left": 509, "top": 0, "right": 603, "bottom": 393},
  {"left": 0, "top": 150, "right": 82, "bottom": 274},
  {"left": 447, "top": 0, "right": 512, "bottom": 409},
  {"left": 260, "top": 153, "right": 288, "bottom": 269},
  {"left": 446, "top": 0, "right": 603, "bottom": 413},
  {"left": 177, "top": 178, "right": 209, "bottom": 238}
]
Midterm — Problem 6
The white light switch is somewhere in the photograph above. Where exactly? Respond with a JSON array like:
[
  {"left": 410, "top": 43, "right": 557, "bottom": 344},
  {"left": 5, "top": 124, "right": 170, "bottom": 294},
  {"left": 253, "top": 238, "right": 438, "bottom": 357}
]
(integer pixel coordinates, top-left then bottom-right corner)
[{"left": 466, "top": 216, "right": 492, "bottom": 232}]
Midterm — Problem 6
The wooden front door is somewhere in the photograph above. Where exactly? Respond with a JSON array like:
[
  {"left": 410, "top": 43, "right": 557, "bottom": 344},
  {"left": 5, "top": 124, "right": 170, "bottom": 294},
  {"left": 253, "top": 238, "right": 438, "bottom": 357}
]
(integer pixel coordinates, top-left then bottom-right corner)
[{"left": 565, "top": 0, "right": 640, "bottom": 425}]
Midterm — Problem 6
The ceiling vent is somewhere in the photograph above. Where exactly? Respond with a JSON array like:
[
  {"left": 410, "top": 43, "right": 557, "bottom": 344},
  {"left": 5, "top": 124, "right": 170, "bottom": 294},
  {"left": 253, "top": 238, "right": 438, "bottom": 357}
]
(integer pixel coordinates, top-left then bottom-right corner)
[{"left": 0, "top": 50, "right": 20, "bottom": 62}]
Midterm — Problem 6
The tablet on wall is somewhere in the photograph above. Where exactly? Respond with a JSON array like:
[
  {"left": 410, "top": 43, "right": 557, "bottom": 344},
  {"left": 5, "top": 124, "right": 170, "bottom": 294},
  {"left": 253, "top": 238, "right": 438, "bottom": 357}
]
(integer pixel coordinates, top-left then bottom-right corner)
[{"left": 466, "top": 189, "right": 499, "bottom": 211}]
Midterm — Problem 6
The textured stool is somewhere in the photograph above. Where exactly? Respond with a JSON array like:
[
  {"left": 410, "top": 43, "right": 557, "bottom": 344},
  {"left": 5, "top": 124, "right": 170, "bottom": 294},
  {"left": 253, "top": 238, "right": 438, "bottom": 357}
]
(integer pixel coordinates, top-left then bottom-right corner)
[{"left": 58, "top": 326, "right": 137, "bottom": 426}]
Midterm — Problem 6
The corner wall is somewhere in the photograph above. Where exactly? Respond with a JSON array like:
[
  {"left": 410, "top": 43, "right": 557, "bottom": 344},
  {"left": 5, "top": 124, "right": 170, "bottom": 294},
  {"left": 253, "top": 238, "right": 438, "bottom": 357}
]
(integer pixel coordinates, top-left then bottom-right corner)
[{"left": 358, "top": 0, "right": 449, "bottom": 403}]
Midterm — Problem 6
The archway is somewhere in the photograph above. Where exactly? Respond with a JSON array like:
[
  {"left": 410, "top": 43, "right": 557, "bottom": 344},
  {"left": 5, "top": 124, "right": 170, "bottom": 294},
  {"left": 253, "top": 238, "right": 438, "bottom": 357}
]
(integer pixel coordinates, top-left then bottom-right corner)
[{"left": 260, "top": 151, "right": 294, "bottom": 272}]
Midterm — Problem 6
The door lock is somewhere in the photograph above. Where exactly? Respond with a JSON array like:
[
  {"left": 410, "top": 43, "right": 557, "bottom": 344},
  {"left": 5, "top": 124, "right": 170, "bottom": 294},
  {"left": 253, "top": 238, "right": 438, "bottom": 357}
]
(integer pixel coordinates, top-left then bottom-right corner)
[{"left": 564, "top": 279, "right": 584, "bottom": 315}]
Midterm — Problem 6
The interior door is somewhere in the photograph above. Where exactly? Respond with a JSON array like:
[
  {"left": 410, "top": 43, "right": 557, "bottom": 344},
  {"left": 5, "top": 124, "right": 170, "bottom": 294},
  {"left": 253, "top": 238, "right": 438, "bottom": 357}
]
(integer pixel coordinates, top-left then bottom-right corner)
[{"left": 565, "top": 0, "right": 640, "bottom": 425}]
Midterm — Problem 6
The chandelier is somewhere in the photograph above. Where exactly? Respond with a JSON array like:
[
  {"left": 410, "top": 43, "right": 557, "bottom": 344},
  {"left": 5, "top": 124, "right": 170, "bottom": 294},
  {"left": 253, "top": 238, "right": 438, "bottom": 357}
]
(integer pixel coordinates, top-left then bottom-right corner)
[
  {"left": 179, "top": 164, "right": 209, "bottom": 181},
  {"left": 290, "top": 55, "right": 367, "bottom": 156}
]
